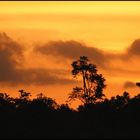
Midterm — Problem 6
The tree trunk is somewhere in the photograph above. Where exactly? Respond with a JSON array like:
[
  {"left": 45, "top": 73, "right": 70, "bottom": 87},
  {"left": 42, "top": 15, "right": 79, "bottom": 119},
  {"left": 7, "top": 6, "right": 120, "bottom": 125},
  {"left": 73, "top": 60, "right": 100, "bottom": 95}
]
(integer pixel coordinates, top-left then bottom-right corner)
[{"left": 82, "top": 71, "right": 88, "bottom": 104}]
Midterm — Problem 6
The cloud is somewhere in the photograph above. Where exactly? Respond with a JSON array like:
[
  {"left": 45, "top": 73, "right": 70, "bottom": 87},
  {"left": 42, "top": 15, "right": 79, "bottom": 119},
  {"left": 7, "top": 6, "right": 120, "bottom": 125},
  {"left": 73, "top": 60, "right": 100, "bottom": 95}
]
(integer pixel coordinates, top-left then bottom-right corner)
[
  {"left": 100, "top": 38, "right": 140, "bottom": 74},
  {"left": 0, "top": 33, "right": 75, "bottom": 86},
  {"left": 104, "top": 38, "right": 140, "bottom": 61},
  {"left": 34, "top": 39, "right": 140, "bottom": 76},
  {"left": 34, "top": 40, "right": 108, "bottom": 68},
  {"left": 0, "top": 32, "right": 24, "bottom": 82},
  {"left": 127, "top": 39, "right": 140, "bottom": 56},
  {"left": 1, "top": 32, "right": 140, "bottom": 87},
  {"left": 11, "top": 68, "right": 75, "bottom": 86},
  {"left": 123, "top": 81, "right": 136, "bottom": 89}
]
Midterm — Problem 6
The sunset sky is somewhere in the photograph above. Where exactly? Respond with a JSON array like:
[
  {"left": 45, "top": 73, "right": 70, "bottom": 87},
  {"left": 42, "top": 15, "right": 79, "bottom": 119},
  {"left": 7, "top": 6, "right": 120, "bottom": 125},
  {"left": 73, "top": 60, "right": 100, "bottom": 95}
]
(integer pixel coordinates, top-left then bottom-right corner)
[{"left": 0, "top": 1, "right": 140, "bottom": 107}]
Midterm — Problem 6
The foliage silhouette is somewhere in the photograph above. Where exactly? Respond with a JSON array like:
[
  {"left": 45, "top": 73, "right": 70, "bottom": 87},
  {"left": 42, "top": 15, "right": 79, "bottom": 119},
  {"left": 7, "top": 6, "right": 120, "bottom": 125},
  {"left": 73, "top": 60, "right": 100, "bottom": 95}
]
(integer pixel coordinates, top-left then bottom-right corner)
[
  {"left": 18, "top": 89, "right": 31, "bottom": 100},
  {"left": 31, "top": 93, "right": 59, "bottom": 112},
  {"left": 0, "top": 88, "right": 140, "bottom": 138},
  {"left": 68, "top": 56, "right": 106, "bottom": 104}
]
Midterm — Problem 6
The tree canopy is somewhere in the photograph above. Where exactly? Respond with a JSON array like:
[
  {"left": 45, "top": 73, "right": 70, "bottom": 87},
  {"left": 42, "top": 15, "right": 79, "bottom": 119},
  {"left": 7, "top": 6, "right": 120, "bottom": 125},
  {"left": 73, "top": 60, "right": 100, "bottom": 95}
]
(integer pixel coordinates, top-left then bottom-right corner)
[{"left": 68, "top": 56, "right": 106, "bottom": 104}]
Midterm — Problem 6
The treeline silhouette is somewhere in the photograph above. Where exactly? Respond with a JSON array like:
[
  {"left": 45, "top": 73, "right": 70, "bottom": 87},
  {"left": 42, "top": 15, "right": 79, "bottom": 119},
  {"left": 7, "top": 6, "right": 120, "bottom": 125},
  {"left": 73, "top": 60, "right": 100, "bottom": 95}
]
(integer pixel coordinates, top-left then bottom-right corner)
[{"left": 0, "top": 56, "right": 140, "bottom": 139}]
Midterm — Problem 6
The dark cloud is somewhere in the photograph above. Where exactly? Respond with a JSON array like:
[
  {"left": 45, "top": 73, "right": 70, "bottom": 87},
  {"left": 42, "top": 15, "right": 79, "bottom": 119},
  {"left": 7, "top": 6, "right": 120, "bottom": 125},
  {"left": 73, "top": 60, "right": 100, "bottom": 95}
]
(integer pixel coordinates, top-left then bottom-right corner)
[
  {"left": 0, "top": 33, "right": 75, "bottom": 86},
  {"left": 114, "top": 38, "right": 140, "bottom": 61},
  {"left": 35, "top": 40, "right": 108, "bottom": 68},
  {"left": 34, "top": 39, "right": 140, "bottom": 77},
  {"left": 105, "top": 39, "right": 140, "bottom": 61},
  {"left": 0, "top": 32, "right": 23, "bottom": 82},
  {"left": 10, "top": 68, "right": 75, "bottom": 86},
  {"left": 127, "top": 39, "right": 140, "bottom": 56},
  {"left": 1, "top": 32, "right": 140, "bottom": 86},
  {"left": 123, "top": 81, "right": 136, "bottom": 89}
]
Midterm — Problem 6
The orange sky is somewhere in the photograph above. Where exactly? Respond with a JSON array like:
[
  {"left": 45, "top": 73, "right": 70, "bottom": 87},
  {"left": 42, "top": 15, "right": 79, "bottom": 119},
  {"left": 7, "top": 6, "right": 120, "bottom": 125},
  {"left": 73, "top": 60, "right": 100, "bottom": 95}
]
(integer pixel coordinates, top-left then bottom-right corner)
[{"left": 0, "top": 1, "right": 140, "bottom": 107}]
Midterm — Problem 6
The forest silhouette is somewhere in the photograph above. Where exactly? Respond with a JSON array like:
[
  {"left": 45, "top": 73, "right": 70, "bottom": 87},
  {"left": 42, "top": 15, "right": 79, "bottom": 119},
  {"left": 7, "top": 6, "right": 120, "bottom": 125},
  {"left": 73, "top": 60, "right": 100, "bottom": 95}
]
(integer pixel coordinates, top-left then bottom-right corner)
[{"left": 0, "top": 56, "right": 140, "bottom": 139}]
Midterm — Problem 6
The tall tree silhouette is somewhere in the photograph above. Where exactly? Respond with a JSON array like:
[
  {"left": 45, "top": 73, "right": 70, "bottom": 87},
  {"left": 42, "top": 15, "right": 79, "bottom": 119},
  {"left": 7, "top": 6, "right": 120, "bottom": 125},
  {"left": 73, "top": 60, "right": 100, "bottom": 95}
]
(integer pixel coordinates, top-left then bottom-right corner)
[{"left": 68, "top": 56, "right": 106, "bottom": 104}]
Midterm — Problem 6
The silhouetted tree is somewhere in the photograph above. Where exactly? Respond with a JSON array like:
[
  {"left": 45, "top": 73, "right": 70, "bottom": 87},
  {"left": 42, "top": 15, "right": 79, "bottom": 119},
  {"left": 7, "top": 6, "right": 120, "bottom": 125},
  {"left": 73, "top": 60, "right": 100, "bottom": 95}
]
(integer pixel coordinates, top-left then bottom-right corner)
[
  {"left": 0, "top": 93, "right": 15, "bottom": 110},
  {"left": 110, "top": 92, "right": 130, "bottom": 110},
  {"left": 31, "top": 93, "right": 59, "bottom": 111},
  {"left": 14, "top": 89, "right": 31, "bottom": 110},
  {"left": 58, "top": 104, "right": 72, "bottom": 112},
  {"left": 0, "top": 88, "right": 140, "bottom": 138},
  {"left": 68, "top": 56, "right": 106, "bottom": 105},
  {"left": 18, "top": 89, "right": 31, "bottom": 100}
]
